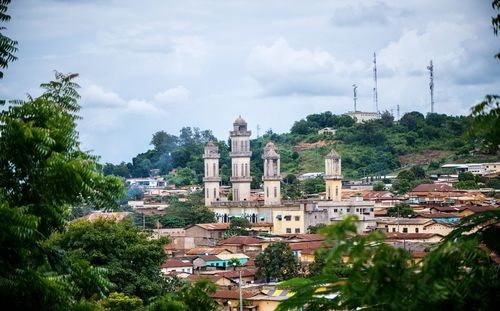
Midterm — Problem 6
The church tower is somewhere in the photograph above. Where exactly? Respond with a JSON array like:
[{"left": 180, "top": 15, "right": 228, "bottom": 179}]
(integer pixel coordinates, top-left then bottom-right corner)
[
  {"left": 325, "top": 148, "right": 342, "bottom": 201},
  {"left": 203, "top": 141, "right": 221, "bottom": 206},
  {"left": 230, "top": 116, "right": 252, "bottom": 201},
  {"left": 262, "top": 141, "right": 281, "bottom": 206}
]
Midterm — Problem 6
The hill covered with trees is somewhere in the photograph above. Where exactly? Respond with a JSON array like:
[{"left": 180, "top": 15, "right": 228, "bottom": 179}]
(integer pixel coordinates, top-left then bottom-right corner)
[{"left": 103, "top": 110, "right": 495, "bottom": 187}]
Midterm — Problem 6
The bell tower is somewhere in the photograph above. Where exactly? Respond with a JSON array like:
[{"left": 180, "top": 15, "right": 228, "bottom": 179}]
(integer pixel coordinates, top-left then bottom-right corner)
[
  {"left": 325, "top": 148, "right": 342, "bottom": 201},
  {"left": 262, "top": 141, "right": 281, "bottom": 206},
  {"left": 203, "top": 141, "right": 221, "bottom": 206},
  {"left": 230, "top": 116, "right": 252, "bottom": 201}
]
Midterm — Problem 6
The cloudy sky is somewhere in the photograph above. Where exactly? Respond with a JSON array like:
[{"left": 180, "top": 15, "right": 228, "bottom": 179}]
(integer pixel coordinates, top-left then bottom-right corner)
[{"left": 2, "top": 0, "right": 499, "bottom": 163}]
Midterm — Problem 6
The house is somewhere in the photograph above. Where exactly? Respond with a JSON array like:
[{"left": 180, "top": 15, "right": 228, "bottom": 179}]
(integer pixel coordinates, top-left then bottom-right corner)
[
  {"left": 318, "top": 127, "right": 337, "bottom": 135},
  {"left": 217, "top": 236, "right": 265, "bottom": 253},
  {"left": 186, "top": 274, "right": 234, "bottom": 287},
  {"left": 210, "top": 289, "right": 260, "bottom": 311},
  {"left": 247, "top": 289, "right": 295, "bottom": 311},
  {"left": 161, "top": 259, "right": 193, "bottom": 274},
  {"left": 385, "top": 232, "right": 444, "bottom": 243},
  {"left": 185, "top": 247, "right": 233, "bottom": 257},
  {"left": 272, "top": 209, "right": 305, "bottom": 234},
  {"left": 220, "top": 268, "right": 258, "bottom": 284},
  {"left": 184, "top": 223, "right": 230, "bottom": 247},
  {"left": 194, "top": 253, "right": 249, "bottom": 270}
]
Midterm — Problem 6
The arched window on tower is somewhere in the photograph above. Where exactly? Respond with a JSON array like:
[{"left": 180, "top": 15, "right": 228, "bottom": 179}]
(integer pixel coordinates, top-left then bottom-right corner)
[
  {"left": 266, "top": 187, "right": 269, "bottom": 198},
  {"left": 274, "top": 187, "right": 277, "bottom": 198},
  {"left": 205, "top": 163, "right": 208, "bottom": 177},
  {"left": 213, "top": 163, "right": 216, "bottom": 176},
  {"left": 241, "top": 163, "right": 244, "bottom": 176},
  {"left": 245, "top": 163, "right": 248, "bottom": 176},
  {"left": 206, "top": 188, "right": 209, "bottom": 198},
  {"left": 335, "top": 186, "right": 339, "bottom": 197},
  {"left": 327, "top": 188, "right": 331, "bottom": 200},
  {"left": 214, "top": 188, "right": 217, "bottom": 198},
  {"left": 240, "top": 141, "right": 244, "bottom": 152}
]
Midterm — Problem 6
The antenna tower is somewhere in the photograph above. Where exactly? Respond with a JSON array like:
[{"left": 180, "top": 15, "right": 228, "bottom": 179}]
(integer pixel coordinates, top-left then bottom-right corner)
[
  {"left": 397, "top": 104, "right": 400, "bottom": 120},
  {"left": 352, "top": 84, "right": 358, "bottom": 112},
  {"left": 373, "top": 52, "right": 379, "bottom": 113},
  {"left": 427, "top": 60, "right": 434, "bottom": 113}
]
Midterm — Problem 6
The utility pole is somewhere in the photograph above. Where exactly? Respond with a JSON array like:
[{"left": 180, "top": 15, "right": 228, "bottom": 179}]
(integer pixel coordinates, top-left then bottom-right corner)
[
  {"left": 397, "top": 104, "right": 400, "bottom": 120},
  {"left": 352, "top": 84, "right": 358, "bottom": 112},
  {"left": 427, "top": 60, "right": 434, "bottom": 113},
  {"left": 239, "top": 269, "right": 243, "bottom": 311},
  {"left": 373, "top": 52, "right": 379, "bottom": 113}
]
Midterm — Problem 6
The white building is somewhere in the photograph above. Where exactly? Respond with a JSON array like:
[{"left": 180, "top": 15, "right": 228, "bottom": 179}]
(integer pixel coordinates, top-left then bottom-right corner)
[
  {"left": 345, "top": 111, "right": 381, "bottom": 123},
  {"left": 230, "top": 116, "right": 252, "bottom": 202}
]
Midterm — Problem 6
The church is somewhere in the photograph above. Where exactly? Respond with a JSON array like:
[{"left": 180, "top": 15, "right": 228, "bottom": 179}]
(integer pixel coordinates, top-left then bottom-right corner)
[{"left": 204, "top": 116, "right": 375, "bottom": 233}]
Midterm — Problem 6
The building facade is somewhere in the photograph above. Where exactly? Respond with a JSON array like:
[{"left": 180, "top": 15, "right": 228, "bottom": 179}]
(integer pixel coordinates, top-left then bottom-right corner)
[
  {"left": 262, "top": 141, "right": 281, "bottom": 206},
  {"left": 230, "top": 116, "right": 252, "bottom": 202},
  {"left": 203, "top": 141, "right": 221, "bottom": 206}
]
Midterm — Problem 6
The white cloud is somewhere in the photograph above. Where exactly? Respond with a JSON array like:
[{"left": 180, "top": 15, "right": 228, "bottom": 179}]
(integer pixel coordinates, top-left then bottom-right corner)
[
  {"left": 246, "top": 38, "right": 368, "bottom": 96},
  {"left": 172, "top": 36, "right": 207, "bottom": 58},
  {"left": 81, "top": 85, "right": 125, "bottom": 108},
  {"left": 153, "top": 85, "right": 192, "bottom": 104}
]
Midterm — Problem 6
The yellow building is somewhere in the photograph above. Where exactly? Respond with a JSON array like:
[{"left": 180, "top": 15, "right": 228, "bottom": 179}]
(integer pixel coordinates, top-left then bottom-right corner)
[{"left": 272, "top": 209, "right": 305, "bottom": 234}]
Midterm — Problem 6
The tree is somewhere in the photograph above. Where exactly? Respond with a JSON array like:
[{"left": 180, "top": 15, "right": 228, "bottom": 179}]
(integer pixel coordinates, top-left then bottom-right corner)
[
  {"left": 49, "top": 219, "right": 169, "bottom": 301},
  {"left": 0, "top": 0, "right": 17, "bottom": 79},
  {"left": 411, "top": 165, "right": 426, "bottom": 179},
  {"left": 127, "top": 186, "right": 145, "bottom": 200},
  {"left": 307, "top": 223, "right": 327, "bottom": 234},
  {"left": 225, "top": 217, "right": 251, "bottom": 237},
  {"left": 372, "top": 181, "right": 385, "bottom": 191},
  {"left": 0, "top": 72, "right": 125, "bottom": 310},
  {"left": 255, "top": 242, "right": 299, "bottom": 282},
  {"left": 177, "top": 279, "right": 218, "bottom": 311},
  {"left": 101, "top": 292, "right": 143, "bottom": 311},
  {"left": 469, "top": 95, "right": 500, "bottom": 153},
  {"left": 387, "top": 203, "right": 416, "bottom": 218}
]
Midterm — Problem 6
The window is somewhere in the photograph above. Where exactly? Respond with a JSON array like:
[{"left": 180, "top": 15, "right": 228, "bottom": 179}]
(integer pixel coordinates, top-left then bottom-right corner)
[
  {"left": 274, "top": 187, "right": 277, "bottom": 197},
  {"left": 286, "top": 228, "right": 292, "bottom": 233},
  {"left": 266, "top": 187, "right": 269, "bottom": 198},
  {"left": 294, "top": 216, "right": 300, "bottom": 221},
  {"left": 245, "top": 163, "right": 248, "bottom": 176},
  {"left": 241, "top": 164, "right": 244, "bottom": 176},
  {"left": 403, "top": 228, "right": 408, "bottom": 233},
  {"left": 284, "top": 215, "right": 292, "bottom": 221},
  {"left": 295, "top": 228, "right": 300, "bottom": 233},
  {"left": 214, "top": 188, "right": 217, "bottom": 198},
  {"left": 415, "top": 228, "right": 419, "bottom": 233},
  {"left": 335, "top": 186, "right": 338, "bottom": 196},
  {"left": 205, "top": 163, "right": 208, "bottom": 176},
  {"left": 334, "top": 209, "right": 338, "bottom": 212},
  {"left": 346, "top": 208, "right": 350, "bottom": 212},
  {"left": 356, "top": 208, "right": 359, "bottom": 212},
  {"left": 213, "top": 163, "right": 216, "bottom": 176},
  {"left": 240, "top": 141, "right": 244, "bottom": 151},
  {"left": 392, "top": 228, "right": 396, "bottom": 232},
  {"left": 206, "top": 189, "right": 209, "bottom": 198}
]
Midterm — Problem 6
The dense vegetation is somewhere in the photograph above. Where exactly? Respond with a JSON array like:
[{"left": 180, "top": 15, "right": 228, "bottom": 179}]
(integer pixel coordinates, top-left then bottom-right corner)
[{"left": 104, "top": 110, "right": 493, "bottom": 188}]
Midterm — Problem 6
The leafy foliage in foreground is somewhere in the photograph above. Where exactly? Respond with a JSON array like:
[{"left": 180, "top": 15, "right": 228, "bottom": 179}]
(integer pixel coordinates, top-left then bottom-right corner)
[
  {"left": 49, "top": 219, "right": 170, "bottom": 302},
  {"left": 277, "top": 214, "right": 500, "bottom": 311},
  {"left": 0, "top": 72, "right": 125, "bottom": 310}
]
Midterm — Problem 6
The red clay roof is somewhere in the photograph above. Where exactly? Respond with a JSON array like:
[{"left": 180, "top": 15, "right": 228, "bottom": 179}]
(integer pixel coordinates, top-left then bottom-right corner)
[
  {"left": 289, "top": 241, "right": 324, "bottom": 251},
  {"left": 186, "top": 248, "right": 232, "bottom": 255},
  {"left": 187, "top": 274, "right": 225, "bottom": 283},
  {"left": 220, "top": 268, "right": 257, "bottom": 278},
  {"left": 161, "top": 259, "right": 193, "bottom": 268},
  {"left": 187, "top": 223, "right": 230, "bottom": 230},
  {"left": 411, "top": 183, "right": 455, "bottom": 192},
  {"left": 417, "top": 212, "right": 462, "bottom": 218},
  {"left": 282, "top": 234, "right": 325, "bottom": 242},
  {"left": 385, "top": 232, "right": 443, "bottom": 240},
  {"left": 217, "top": 236, "right": 264, "bottom": 245}
]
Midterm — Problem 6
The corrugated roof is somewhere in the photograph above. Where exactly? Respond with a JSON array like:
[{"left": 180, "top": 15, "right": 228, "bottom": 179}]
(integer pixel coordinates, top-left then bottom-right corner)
[
  {"left": 217, "top": 236, "right": 264, "bottom": 245},
  {"left": 411, "top": 183, "right": 455, "bottom": 192},
  {"left": 162, "top": 259, "right": 193, "bottom": 268}
]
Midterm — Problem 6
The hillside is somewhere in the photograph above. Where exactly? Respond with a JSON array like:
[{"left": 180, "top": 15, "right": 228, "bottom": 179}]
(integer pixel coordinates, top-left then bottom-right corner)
[{"left": 103, "top": 111, "right": 499, "bottom": 186}]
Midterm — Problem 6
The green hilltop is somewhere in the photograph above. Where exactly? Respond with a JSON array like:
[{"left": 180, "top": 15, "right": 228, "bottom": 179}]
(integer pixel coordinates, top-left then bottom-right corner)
[{"left": 103, "top": 110, "right": 499, "bottom": 187}]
